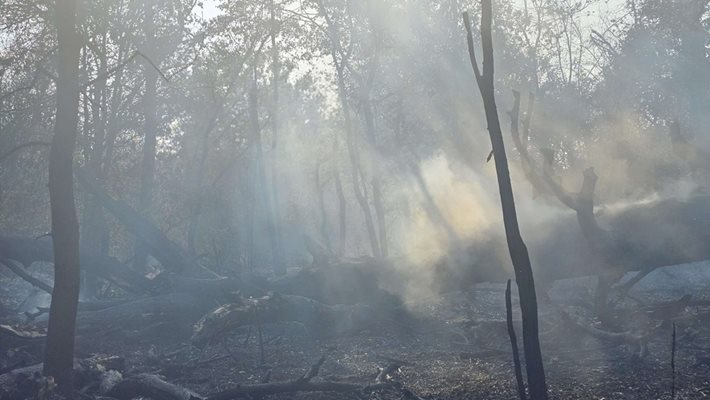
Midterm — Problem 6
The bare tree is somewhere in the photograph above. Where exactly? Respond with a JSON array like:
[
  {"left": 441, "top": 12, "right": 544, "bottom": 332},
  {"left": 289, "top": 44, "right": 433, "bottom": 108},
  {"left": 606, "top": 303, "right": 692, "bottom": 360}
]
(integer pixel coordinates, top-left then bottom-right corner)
[
  {"left": 44, "top": 0, "right": 82, "bottom": 391},
  {"left": 316, "top": 0, "right": 382, "bottom": 258},
  {"left": 249, "top": 68, "right": 285, "bottom": 275},
  {"left": 463, "top": 4, "right": 548, "bottom": 399}
]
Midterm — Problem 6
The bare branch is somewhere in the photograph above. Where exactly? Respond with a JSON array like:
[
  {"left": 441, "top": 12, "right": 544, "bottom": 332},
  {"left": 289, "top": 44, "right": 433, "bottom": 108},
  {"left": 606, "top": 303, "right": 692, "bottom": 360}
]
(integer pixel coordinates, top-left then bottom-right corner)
[
  {"left": 0, "top": 141, "right": 51, "bottom": 163},
  {"left": 0, "top": 258, "right": 53, "bottom": 294}
]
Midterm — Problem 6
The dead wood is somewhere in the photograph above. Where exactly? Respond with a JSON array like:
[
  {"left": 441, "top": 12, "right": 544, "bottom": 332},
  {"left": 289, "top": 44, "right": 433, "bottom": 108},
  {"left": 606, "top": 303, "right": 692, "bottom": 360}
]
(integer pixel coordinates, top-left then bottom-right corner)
[
  {"left": 560, "top": 310, "right": 662, "bottom": 358},
  {"left": 0, "top": 236, "right": 155, "bottom": 294},
  {"left": 506, "top": 280, "right": 527, "bottom": 400},
  {"left": 0, "top": 258, "right": 53, "bottom": 294},
  {"left": 207, "top": 380, "right": 392, "bottom": 400},
  {"left": 191, "top": 293, "right": 388, "bottom": 347},
  {"left": 464, "top": 6, "right": 548, "bottom": 398},
  {"left": 671, "top": 323, "right": 677, "bottom": 399},
  {"left": 76, "top": 168, "right": 194, "bottom": 273},
  {"left": 205, "top": 355, "right": 413, "bottom": 400},
  {"left": 106, "top": 373, "right": 204, "bottom": 400},
  {"left": 0, "top": 356, "right": 124, "bottom": 396},
  {"left": 507, "top": 91, "right": 710, "bottom": 302},
  {"left": 269, "top": 258, "right": 399, "bottom": 306}
]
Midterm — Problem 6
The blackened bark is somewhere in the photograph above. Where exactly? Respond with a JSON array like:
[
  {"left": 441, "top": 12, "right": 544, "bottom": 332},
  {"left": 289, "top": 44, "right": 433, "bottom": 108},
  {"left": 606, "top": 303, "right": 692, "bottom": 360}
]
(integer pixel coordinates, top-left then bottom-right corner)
[
  {"left": 44, "top": 0, "right": 82, "bottom": 391},
  {"left": 463, "top": 5, "right": 548, "bottom": 399},
  {"left": 76, "top": 168, "right": 193, "bottom": 273},
  {"left": 506, "top": 280, "right": 527, "bottom": 400}
]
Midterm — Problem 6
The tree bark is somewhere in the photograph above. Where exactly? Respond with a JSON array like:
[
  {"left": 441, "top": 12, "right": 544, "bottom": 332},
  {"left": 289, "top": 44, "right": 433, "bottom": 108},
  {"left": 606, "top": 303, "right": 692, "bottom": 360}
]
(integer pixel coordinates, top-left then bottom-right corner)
[
  {"left": 44, "top": 0, "right": 82, "bottom": 391},
  {"left": 316, "top": 0, "right": 380, "bottom": 257},
  {"left": 268, "top": 0, "right": 286, "bottom": 271},
  {"left": 248, "top": 71, "right": 285, "bottom": 275},
  {"left": 134, "top": 0, "right": 159, "bottom": 270},
  {"left": 463, "top": 5, "right": 548, "bottom": 399},
  {"left": 76, "top": 168, "right": 193, "bottom": 273},
  {"left": 506, "top": 280, "right": 527, "bottom": 400}
]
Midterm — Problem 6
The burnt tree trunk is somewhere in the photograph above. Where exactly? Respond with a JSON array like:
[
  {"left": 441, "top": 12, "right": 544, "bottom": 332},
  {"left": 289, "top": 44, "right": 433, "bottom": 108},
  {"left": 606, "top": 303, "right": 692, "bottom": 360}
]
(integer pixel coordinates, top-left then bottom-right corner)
[
  {"left": 463, "top": 5, "right": 548, "bottom": 400},
  {"left": 44, "top": 0, "right": 82, "bottom": 391}
]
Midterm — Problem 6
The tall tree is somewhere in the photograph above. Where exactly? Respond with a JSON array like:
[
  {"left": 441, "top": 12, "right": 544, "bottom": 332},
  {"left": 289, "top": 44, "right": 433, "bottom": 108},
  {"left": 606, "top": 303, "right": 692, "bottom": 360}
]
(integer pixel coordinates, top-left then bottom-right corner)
[
  {"left": 134, "top": 0, "right": 159, "bottom": 270},
  {"left": 316, "top": 0, "right": 381, "bottom": 257},
  {"left": 44, "top": 0, "right": 82, "bottom": 391},
  {"left": 464, "top": 3, "right": 548, "bottom": 399}
]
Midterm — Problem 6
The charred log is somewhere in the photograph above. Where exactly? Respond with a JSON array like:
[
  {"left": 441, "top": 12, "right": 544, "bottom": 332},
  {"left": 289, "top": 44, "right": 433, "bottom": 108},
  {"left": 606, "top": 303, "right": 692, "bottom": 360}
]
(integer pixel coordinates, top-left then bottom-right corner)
[
  {"left": 75, "top": 168, "right": 194, "bottom": 273},
  {"left": 192, "top": 293, "right": 405, "bottom": 347}
]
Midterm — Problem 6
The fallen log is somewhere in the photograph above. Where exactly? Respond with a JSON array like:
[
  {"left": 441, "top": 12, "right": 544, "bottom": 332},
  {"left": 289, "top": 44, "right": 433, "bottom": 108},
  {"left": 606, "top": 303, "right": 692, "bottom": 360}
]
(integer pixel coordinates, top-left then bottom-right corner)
[
  {"left": 76, "top": 168, "right": 194, "bottom": 273},
  {"left": 269, "top": 260, "right": 401, "bottom": 306},
  {"left": 0, "top": 258, "right": 53, "bottom": 294},
  {"left": 106, "top": 373, "right": 204, "bottom": 400},
  {"left": 0, "top": 356, "right": 124, "bottom": 397},
  {"left": 560, "top": 310, "right": 662, "bottom": 358},
  {"left": 192, "top": 293, "right": 404, "bottom": 347},
  {"left": 0, "top": 236, "right": 155, "bottom": 294},
  {"left": 75, "top": 292, "right": 212, "bottom": 341},
  {"left": 2, "top": 354, "right": 421, "bottom": 400},
  {"left": 205, "top": 356, "right": 402, "bottom": 400}
]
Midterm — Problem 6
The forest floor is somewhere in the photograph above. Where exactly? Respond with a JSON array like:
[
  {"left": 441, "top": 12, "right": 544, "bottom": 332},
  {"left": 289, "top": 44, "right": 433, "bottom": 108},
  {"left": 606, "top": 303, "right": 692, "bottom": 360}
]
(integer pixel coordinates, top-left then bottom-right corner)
[
  {"left": 3, "top": 266, "right": 710, "bottom": 399},
  {"left": 75, "top": 285, "right": 710, "bottom": 399}
]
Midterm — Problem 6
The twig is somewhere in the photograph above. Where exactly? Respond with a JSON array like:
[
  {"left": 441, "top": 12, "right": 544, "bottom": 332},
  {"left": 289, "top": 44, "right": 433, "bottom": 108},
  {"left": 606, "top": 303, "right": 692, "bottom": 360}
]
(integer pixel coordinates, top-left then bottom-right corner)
[
  {"left": 82, "top": 51, "right": 139, "bottom": 88},
  {"left": 257, "top": 324, "right": 265, "bottom": 365},
  {"left": 507, "top": 280, "right": 527, "bottom": 400},
  {"left": 298, "top": 356, "right": 326, "bottom": 383},
  {"left": 671, "top": 323, "right": 676, "bottom": 400},
  {"left": 135, "top": 50, "right": 169, "bottom": 82},
  {"left": 0, "top": 258, "right": 53, "bottom": 294},
  {"left": 220, "top": 339, "right": 240, "bottom": 366}
]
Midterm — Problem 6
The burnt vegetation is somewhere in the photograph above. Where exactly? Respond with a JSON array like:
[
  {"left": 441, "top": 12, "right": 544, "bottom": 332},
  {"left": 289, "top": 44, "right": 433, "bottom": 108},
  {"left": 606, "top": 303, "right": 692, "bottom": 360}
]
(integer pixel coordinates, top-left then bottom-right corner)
[{"left": 1, "top": 0, "right": 710, "bottom": 399}]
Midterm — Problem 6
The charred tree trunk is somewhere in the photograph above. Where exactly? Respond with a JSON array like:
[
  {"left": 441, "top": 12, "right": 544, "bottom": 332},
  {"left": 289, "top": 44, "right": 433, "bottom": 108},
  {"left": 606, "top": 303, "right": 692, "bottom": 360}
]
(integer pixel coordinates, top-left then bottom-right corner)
[
  {"left": 506, "top": 280, "right": 527, "bottom": 400},
  {"left": 463, "top": 6, "right": 548, "bottom": 399},
  {"left": 44, "top": 0, "right": 82, "bottom": 391}
]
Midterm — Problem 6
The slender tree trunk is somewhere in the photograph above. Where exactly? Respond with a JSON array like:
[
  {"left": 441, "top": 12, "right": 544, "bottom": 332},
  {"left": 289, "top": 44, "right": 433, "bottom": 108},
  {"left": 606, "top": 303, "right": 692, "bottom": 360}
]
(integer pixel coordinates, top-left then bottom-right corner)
[
  {"left": 317, "top": 0, "right": 380, "bottom": 257},
  {"left": 134, "top": 0, "right": 158, "bottom": 270},
  {"left": 334, "top": 161, "right": 347, "bottom": 256},
  {"left": 82, "top": 35, "right": 109, "bottom": 297},
  {"left": 362, "top": 96, "right": 387, "bottom": 256},
  {"left": 268, "top": 0, "right": 286, "bottom": 269},
  {"left": 464, "top": 6, "right": 548, "bottom": 399},
  {"left": 187, "top": 113, "right": 218, "bottom": 257},
  {"left": 44, "top": 0, "right": 81, "bottom": 391},
  {"left": 249, "top": 72, "right": 285, "bottom": 275},
  {"left": 101, "top": 39, "right": 128, "bottom": 179},
  {"left": 315, "top": 161, "right": 332, "bottom": 252}
]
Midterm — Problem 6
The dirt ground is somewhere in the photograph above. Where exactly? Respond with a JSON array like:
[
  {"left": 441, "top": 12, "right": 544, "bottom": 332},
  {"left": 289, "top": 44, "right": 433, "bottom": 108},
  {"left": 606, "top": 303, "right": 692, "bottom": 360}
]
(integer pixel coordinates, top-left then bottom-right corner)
[
  {"left": 3, "top": 268, "right": 710, "bottom": 399},
  {"left": 75, "top": 289, "right": 710, "bottom": 399}
]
